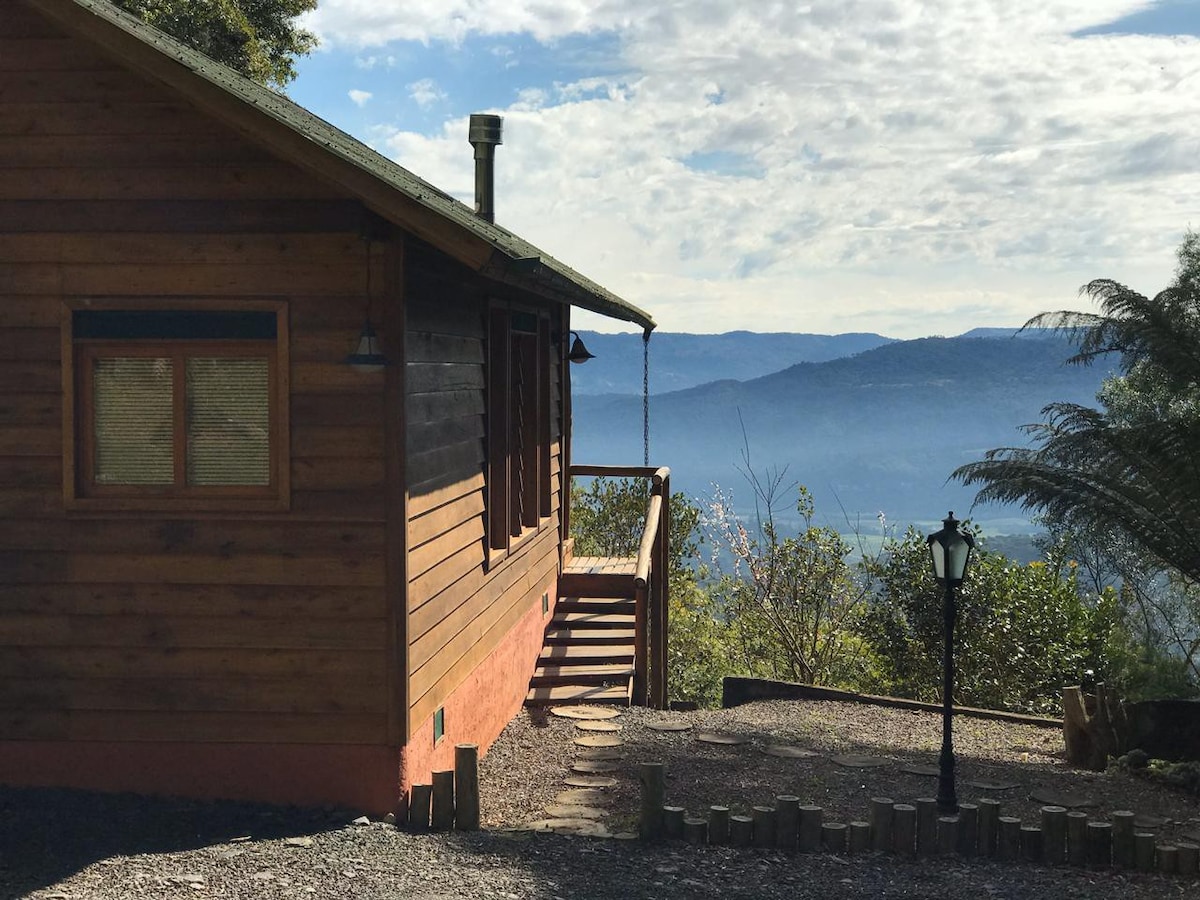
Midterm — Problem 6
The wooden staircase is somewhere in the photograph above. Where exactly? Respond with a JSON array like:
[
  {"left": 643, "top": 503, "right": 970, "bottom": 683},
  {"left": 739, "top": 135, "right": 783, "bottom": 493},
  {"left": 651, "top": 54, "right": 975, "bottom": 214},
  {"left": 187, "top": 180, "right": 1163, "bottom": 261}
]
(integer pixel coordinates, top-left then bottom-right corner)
[{"left": 526, "top": 557, "right": 638, "bottom": 706}]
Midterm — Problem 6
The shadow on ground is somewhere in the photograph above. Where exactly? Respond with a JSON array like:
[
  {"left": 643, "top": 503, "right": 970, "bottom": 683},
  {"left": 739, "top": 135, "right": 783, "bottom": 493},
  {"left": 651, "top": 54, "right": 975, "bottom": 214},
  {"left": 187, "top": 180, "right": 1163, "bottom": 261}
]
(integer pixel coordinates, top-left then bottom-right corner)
[{"left": 0, "top": 786, "right": 344, "bottom": 897}]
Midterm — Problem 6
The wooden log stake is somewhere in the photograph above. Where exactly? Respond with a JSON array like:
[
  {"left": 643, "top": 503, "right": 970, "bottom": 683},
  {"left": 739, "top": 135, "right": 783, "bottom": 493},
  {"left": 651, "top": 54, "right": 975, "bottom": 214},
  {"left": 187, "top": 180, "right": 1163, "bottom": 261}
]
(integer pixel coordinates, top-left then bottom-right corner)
[
  {"left": 639, "top": 763, "right": 667, "bottom": 841},
  {"left": 1086, "top": 820, "right": 1112, "bottom": 868},
  {"left": 977, "top": 798, "right": 1001, "bottom": 858},
  {"left": 408, "top": 783, "right": 432, "bottom": 831},
  {"left": 752, "top": 806, "right": 777, "bottom": 848},
  {"left": 1110, "top": 810, "right": 1136, "bottom": 869},
  {"left": 1175, "top": 842, "right": 1199, "bottom": 877},
  {"left": 1020, "top": 825, "right": 1043, "bottom": 864},
  {"left": 799, "top": 805, "right": 823, "bottom": 853},
  {"left": 1066, "top": 811, "right": 1088, "bottom": 867},
  {"left": 848, "top": 821, "right": 871, "bottom": 854},
  {"left": 822, "top": 822, "right": 848, "bottom": 854},
  {"left": 957, "top": 803, "right": 979, "bottom": 857},
  {"left": 454, "top": 744, "right": 480, "bottom": 831},
  {"left": 430, "top": 770, "right": 455, "bottom": 831},
  {"left": 997, "top": 816, "right": 1021, "bottom": 861},
  {"left": 892, "top": 804, "right": 917, "bottom": 858},
  {"left": 684, "top": 816, "right": 708, "bottom": 845},
  {"left": 1134, "top": 832, "right": 1156, "bottom": 872},
  {"left": 663, "top": 806, "right": 685, "bottom": 840},
  {"left": 775, "top": 795, "right": 800, "bottom": 850},
  {"left": 1040, "top": 806, "right": 1067, "bottom": 865},
  {"left": 1158, "top": 845, "right": 1179, "bottom": 875},
  {"left": 730, "top": 815, "right": 754, "bottom": 847},
  {"left": 869, "top": 797, "right": 895, "bottom": 852},
  {"left": 708, "top": 806, "right": 730, "bottom": 845},
  {"left": 916, "top": 798, "right": 938, "bottom": 857},
  {"left": 937, "top": 816, "right": 959, "bottom": 857}
]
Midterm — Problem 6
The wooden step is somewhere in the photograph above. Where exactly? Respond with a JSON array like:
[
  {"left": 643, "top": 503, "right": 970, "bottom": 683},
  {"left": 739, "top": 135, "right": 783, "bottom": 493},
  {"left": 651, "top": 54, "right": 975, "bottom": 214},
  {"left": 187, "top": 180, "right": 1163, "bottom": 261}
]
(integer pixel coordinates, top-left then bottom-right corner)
[
  {"left": 556, "top": 597, "right": 636, "bottom": 614},
  {"left": 545, "top": 627, "right": 636, "bottom": 644},
  {"left": 525, "top": 682, "right": 631, "bottom": 706},
  {"left": 539, "top": 643, "right": 633, "bottom": 661},
  {"left": 530, "top": 662, "right": 635, "bottom": 685},
  {"left": 553, "top": 611, "right": 636, "bottom": 626}
]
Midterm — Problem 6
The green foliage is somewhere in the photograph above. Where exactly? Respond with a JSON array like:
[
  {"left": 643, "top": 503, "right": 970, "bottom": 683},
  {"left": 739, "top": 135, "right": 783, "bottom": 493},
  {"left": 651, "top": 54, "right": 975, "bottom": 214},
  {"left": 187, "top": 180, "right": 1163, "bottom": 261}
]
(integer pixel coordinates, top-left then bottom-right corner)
[
  {"left": 955, "top": 230, "right": 1200, "bottom": 586},
  {"left": 707, "top": 480, "right": 870, "bottom": 688},
  {"left": 859, "top": 527, "right": 1128, "bottom": 715},
  {"left": 114, "top": 0, "right": 318, "bottom": 87}
]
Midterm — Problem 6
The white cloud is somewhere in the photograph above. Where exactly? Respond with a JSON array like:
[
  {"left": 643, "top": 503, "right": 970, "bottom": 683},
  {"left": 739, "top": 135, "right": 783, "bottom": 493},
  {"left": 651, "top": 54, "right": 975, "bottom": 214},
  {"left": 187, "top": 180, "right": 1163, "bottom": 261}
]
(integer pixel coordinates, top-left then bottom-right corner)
[
  {"left": 407, "top": 77, "right": 446, "bottom": 109},
  {"left": 307, "top": 1, "right": 1200, "bottom": 336},
  {"left": 348, "top": 89, "right": 373, "bottom": 107}
]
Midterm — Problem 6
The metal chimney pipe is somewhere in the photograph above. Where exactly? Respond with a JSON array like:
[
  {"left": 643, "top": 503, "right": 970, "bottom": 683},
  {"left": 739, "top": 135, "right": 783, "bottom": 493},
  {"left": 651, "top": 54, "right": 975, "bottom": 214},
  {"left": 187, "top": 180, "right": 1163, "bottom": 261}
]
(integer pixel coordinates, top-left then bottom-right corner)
[{"left": 468, "top": 113, "right": 503, "bottom": 223}]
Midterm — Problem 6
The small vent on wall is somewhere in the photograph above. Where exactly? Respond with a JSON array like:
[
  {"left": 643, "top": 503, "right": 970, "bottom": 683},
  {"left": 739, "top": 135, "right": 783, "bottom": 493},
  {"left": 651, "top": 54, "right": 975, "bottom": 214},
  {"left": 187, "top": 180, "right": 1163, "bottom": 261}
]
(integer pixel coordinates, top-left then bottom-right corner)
[{"left": 433, "top": 708, "right": 445, "bottom": 744}]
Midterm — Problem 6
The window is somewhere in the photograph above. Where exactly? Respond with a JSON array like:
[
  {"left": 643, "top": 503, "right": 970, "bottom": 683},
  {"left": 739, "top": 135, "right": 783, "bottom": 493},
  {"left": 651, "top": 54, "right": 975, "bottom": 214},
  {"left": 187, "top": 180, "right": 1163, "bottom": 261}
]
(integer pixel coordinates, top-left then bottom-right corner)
[
  {"left": 65, "top": 305, "right": 289, "bottom": 510},
  {"left": 487, "top": 306, "right": 551, "bottom": 556}
]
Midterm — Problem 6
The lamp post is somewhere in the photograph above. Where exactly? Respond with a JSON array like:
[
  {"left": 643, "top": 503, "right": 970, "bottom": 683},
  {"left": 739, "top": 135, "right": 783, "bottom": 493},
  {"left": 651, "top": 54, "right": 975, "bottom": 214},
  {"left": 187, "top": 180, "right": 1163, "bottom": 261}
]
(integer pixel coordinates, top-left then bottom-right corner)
[{"left": 926, "top": 511, "right": 975, "bottom": 814}]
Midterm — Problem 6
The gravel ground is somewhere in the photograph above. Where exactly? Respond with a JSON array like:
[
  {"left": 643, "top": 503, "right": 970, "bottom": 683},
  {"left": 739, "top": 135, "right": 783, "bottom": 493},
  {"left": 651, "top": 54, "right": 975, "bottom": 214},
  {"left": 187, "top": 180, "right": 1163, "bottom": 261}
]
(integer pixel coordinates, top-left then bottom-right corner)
[{"left": 3, "top": 699, "right": 1199, "bottom": 899}]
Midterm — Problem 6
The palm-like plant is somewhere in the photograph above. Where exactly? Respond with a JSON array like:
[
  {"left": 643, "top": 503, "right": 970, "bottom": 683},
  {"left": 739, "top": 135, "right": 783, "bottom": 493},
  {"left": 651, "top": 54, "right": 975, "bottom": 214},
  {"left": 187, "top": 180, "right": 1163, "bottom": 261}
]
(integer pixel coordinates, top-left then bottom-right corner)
[{"left": 954, "top": 240, "right": 1200, "bottom": 584}]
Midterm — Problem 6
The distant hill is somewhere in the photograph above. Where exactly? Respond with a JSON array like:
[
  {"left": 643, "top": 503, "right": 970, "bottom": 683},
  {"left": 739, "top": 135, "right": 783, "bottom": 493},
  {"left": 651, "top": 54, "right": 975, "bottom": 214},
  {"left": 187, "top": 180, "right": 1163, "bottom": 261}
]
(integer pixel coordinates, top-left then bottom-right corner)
[
  {"left": 570, "top": 330, "right": 897, "bottom": 395},
  {"left": 572, "top": 334, "right": 1112, "bottom": 533}
]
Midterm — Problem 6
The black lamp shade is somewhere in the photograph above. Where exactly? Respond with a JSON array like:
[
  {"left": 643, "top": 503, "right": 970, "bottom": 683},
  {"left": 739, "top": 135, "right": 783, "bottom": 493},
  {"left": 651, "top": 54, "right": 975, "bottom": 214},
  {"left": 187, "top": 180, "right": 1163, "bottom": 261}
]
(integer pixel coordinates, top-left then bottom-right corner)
[
  {"left": 927, "top": 512, "right": 974, "bottom": 585},
  {"left": 567, "top": 332, "right": 595, "bottom": 364}
]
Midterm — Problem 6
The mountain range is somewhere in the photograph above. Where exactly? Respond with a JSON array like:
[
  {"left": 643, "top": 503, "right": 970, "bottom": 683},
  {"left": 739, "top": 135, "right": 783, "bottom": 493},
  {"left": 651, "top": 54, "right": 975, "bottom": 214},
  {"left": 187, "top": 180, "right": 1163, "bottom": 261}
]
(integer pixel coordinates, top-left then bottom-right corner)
[{"left": 570, "top": 330, "right": 1113, "bottom": 534}]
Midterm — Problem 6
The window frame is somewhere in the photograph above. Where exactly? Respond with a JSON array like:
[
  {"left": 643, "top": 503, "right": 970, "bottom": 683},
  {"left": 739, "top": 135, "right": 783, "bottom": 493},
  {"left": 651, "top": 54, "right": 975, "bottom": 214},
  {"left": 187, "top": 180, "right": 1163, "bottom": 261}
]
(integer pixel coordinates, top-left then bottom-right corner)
[
  {"left": 62, "top": 299, "right": 290, "bottom": 513},
  {"left": 486, "top": 302, "right": 553, "bottom": 564}
]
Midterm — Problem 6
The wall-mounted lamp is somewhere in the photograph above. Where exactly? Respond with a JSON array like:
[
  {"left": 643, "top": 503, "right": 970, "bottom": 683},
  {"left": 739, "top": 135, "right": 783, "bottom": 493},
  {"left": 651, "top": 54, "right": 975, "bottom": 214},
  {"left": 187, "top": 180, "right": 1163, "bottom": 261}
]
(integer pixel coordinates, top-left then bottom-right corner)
[
  {"left": 346, "top": 234, "right": 390, "bottom": 373},
  {"left": 567, "top": 330, "right": 595, "bottom": 364}
]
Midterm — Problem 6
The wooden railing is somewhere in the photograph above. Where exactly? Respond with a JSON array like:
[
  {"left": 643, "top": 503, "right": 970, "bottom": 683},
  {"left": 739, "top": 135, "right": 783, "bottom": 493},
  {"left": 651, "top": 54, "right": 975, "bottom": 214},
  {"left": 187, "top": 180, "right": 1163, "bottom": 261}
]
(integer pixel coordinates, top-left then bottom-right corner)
[{"left": 570, "top": 464, "right": 671, "bottom": 708}]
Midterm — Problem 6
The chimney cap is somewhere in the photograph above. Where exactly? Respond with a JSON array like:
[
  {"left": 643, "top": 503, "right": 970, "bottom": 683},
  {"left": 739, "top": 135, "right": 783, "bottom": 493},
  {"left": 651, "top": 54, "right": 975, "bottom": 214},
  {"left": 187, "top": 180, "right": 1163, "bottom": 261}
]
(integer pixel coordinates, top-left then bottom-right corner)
[{"left": 468, "top": 113, "right": 503, "bottom": 147}]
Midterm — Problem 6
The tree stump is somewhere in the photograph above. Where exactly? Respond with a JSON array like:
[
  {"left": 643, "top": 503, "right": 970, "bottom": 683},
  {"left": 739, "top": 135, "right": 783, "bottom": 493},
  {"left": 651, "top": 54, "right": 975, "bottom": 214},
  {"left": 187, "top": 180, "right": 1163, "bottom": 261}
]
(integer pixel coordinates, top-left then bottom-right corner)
[
  {"left": 663, "top": 806, "right": 685, "bottom": 840},
  {"left": 1135, "top": 832, "right": 1156, "bottom": 872},
  {"left": 799, "top": 805, "right": 823, "bottom": 852},
  {"left": 752, "top": 806, "right": 776, "bottom": 848},
  {"left": 1111, "top": 810, "right": 1136, "bottom": 868},
  {"left": 822, "top": 822, "right": 848, "bottom": 853},
  {"left": 454, "top": 744, "right": 480, "bottom": 831},
  {"left": 708, "top": 806, "right": 730, "bottom": 845},
  {"left": 977, "top": 799, "right": 1001, "bottom": 858},
  {"left": 730, "top": 815, "right": 754, "bottom": 847},
  {"left": 775, "top": 796, "right": 800, "bottom": 850},
  {"left": 639, "top": 763, "right": 666, "bottom": 841},
  {"left": 1063, "top": 684, "right": 1128, "bottom": 771},
  {"left": 1041, "top": 806, "right": 1067, "bottom": 865},
  {"left": 869, "top": 797, "right": 894, "bottom": 852},
  {"left": 916, "top": 798, "right": 938, "bottom": 857}
]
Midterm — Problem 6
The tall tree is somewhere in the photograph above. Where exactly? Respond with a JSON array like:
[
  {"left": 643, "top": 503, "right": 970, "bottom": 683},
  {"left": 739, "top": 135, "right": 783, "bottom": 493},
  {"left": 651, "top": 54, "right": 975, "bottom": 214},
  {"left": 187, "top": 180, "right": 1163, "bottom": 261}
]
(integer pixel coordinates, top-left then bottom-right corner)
[
  {"left": 955, "top": 233, "right": 1200, "bottom": 583},
  {"left": 114, "top": 0, "right": 317, "bottom": 88}
]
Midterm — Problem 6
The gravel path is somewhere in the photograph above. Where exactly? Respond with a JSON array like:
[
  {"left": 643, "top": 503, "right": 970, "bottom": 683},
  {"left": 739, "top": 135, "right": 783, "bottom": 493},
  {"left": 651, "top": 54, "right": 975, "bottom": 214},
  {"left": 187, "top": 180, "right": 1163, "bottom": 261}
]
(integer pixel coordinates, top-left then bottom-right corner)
[{"left": 3, "top": 699, "right": 1199, "bottom": 899}]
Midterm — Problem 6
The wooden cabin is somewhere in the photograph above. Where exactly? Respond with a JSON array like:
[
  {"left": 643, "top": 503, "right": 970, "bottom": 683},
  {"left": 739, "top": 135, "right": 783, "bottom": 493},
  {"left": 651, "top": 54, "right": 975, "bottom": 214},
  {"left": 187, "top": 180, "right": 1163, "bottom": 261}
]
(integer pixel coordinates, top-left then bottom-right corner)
[{"left": 0, "top": 0, "right": 668, "bottom": 815}]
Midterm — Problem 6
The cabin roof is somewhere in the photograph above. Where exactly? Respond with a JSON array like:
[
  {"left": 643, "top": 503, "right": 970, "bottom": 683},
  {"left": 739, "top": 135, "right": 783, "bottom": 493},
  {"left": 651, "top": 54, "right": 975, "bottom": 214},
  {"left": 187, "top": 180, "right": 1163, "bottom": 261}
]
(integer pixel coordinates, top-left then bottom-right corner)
[{"left": 26, "top": 0, "right": 655, "bottom": 331}]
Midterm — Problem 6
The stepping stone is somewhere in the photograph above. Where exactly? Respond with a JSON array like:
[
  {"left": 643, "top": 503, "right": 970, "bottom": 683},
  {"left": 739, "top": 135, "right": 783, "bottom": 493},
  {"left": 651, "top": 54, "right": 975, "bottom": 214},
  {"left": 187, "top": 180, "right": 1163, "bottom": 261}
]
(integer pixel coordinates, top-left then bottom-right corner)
[
  {"left": 831, "top": 754, "right": 889, "bottom": 768},
  {"left": 551, "top": 706, "right": 622, "bottom": 721},
  {"left": 575, "top": 735, "right": 623, "bottom": 748},
  {"left": 564, "top": 775, "right": 619, "bottom": 789},
  {"left": 575, "top": 720, "right": 622, "bottom": 733},
  {"left": 645, "top": 720, "right": 693, "bottom": 732},
  {"left": 556, "top": 788, "right": 607, "bottom": 805},
  {"left": 899, "top": 764, "right": 941, "bottom": 777},
  {"left": 1028, "top": 789, "right": 1096, "bottom": 809},
  {"left": 966, "top": 780, "right": 1018, "bottom": 791},
  {"left": 763, "top": 745, "right": 820, "bottom": 759},
  {"left": 524, "top": 818, "right": 604, "bottom": 833},
  {"left": 571, "top": 760, "right": 620, "bottom": 774},
  {"left": 576, "top": 748, "right": 623, "bottom": 761},
  {"left": 696, "top": 732, "right": 749, "bottom": 746},
  {"left": 1134, "top": 814, "right": 1171, "bottom": 829},
  {"left": 544, "top": 805, "right": 607, "bottom": 820}
]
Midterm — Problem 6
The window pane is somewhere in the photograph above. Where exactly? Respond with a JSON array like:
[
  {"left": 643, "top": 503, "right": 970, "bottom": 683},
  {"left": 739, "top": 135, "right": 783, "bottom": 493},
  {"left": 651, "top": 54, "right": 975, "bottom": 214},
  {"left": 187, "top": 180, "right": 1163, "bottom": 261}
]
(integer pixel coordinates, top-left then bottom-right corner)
[
  {"left": 186, "top": 357, "right": 270, "bottom": 486},
  {"left": 93, "top": 357, "right": 175, "bottom": 485}
]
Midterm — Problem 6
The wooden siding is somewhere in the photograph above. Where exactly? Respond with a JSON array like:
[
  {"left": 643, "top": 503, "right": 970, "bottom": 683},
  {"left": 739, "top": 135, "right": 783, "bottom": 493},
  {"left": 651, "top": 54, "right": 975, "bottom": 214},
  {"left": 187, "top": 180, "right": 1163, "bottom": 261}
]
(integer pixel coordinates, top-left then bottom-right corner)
[
  {"left": 0, "top": 5, "right": 391, "bottom": 745},
  {"left": 405, "top": 246, "right": 564, "bottom": 732}
]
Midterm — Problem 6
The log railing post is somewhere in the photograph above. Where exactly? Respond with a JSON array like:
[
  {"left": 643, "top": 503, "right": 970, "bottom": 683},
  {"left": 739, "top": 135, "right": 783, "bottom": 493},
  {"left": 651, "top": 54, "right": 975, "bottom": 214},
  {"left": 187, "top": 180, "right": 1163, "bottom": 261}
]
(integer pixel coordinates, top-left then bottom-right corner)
[
  {"left": 633, "top": 583, "right": 649, "bottom": 707},
  {"left": 650, "top": 472, "right": 670, "bottom": 709}
]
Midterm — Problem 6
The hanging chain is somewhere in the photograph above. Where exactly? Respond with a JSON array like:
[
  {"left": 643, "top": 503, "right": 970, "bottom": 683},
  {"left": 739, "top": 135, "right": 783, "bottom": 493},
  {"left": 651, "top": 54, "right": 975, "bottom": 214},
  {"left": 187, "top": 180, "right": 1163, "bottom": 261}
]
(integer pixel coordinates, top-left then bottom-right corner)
[{"left": 642, "top": 328, "right": 651, "bottom": 466}]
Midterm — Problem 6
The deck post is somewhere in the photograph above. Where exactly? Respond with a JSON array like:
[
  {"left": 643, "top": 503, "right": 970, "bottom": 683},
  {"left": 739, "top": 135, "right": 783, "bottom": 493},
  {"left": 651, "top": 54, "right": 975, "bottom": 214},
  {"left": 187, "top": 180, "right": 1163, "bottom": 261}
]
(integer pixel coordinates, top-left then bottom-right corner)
[
  {"left": 633, "top": 583, "right": 649, "bottom": 706},
  {"left": 651, "top": 473, "right": 670, "bottom": 709}
]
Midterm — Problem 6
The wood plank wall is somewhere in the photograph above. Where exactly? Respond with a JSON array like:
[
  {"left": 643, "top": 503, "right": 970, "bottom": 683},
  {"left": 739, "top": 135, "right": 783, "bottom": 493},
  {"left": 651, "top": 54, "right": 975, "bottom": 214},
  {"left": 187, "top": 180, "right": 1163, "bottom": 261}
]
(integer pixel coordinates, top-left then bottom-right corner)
[
  {"left": 405, "top": 244, "right": 563, "bottom": 732},
  {"left": 0, "top": 4, "right": 392, "bottom": 745}
]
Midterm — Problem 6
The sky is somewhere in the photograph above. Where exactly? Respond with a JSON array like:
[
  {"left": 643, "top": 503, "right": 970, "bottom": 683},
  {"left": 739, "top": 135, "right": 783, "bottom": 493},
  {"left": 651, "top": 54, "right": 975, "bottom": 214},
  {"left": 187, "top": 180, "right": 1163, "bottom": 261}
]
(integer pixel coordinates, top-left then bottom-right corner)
[{"left": 290, "top": 1, "right": 1200, "bottom": 339}]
